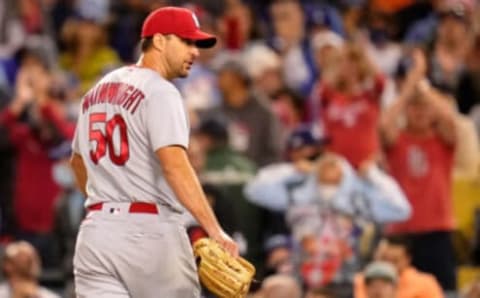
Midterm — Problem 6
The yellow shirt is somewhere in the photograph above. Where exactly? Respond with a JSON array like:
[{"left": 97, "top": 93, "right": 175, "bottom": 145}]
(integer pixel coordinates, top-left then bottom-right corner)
[{"left": 60, "top": 47, "right": 120, "bottom": 94}]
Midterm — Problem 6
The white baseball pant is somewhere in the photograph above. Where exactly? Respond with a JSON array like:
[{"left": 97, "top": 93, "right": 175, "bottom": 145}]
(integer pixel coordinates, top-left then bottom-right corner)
[{"left": 73, "top": 202, "right": 200, "bottom": 298}]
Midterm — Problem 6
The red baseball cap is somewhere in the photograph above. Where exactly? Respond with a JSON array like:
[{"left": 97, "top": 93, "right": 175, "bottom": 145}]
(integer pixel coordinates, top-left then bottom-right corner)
[{"left": 141, "top": 6, "right": 217, "bottom": 49}]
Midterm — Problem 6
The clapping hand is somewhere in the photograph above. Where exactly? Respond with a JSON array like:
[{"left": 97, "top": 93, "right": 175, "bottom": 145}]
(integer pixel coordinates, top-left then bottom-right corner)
[
  {"left": 401, "top": 48, "right": 428, "bottom": 100},
  {"left": 10, "top": 69, "right": 34, "bottom": 116}
]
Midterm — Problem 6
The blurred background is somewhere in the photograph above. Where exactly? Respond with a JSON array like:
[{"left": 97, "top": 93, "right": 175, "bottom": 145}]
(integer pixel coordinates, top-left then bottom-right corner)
[{"left": 1, "top": 0, "right": 480, "bottom": 297}]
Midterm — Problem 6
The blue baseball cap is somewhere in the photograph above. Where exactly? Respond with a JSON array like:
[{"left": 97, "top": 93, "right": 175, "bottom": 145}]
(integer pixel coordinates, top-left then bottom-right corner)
[
  {"left": 286, "top": 125, "right": 328, "bottom": 151},
  {"left": 264, "top": 234, "right": 291, "bottom": 254}
]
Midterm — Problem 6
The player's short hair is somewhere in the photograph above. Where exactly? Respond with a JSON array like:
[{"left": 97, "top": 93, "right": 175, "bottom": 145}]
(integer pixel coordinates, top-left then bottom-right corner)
[
  {"left": 140, "top": 35, "right": 176, "bottom": 52},
  {"left": 140, "top": 37, "right": 154, "bottom": 52}
]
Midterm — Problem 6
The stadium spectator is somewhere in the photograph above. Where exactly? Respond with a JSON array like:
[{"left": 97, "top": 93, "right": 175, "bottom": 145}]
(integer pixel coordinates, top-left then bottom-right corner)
[
  {"left": 263, "top": 234, "right": 293, "bottom": 277},
  {"left": 0, "top": 241, "right": 60, "bottom": 298},
  {"left": 393, "top": 48, "right": 479, "bottom": 181},
  {"left": 254, "top": 274, "right": 302, "bottom": 298},
  {"left": 205, "top": 58, "right": 283, "bottom": 167},
  {"left": 194, "top": 117, "right": 256, "bottom": 188},
  {"left": 218, "top": 0, "right": 253, "bottom": 50},
  {"left": 283, "top": 125, "right": 327, "bottom": 163},
  {"left": 404, "top": 0, "right": 474, "bottom": 46},
  {"left": 244, "top": 124, "right": 327, "bottom": 239},
  {"left": 354, "top": 236, "right": 443, "bottom": 298},
  {"left": 362, "top": 261, "right": 398, "bottom": 298},
  {"left": 310, "top": 29, "right": 344, "bottom": 77},
  {"left": 311, "top": 43, "right": 385, "bottom": 168},
  {"left": 0, "top": 0, "right": 26, "bottom": 60},
  {"left": 187, "top": 135, "right": 241, "bottom": 237},
  {"left": 381, "top": 48, "right": 457, "bottom": 292},
  {"left": 242, "top": 43, "right": 283, "bottom": 100},
  {"left": 308, "top": 29, "right": 344, "bottom": 122},
  {"left": 245, "top": 149, "right": 409, "bottom": 295},
  {"left": 362, "top": 11, "right": 402, "bottom": 78},
  {"left": 0, "top": 55, "right": 75, "bottom": 268},
  {"left": 18, "top": 0, "right": 57, "bottom": 69},
  {"left": 269, "top": 88, "right": 305, "bottom": 146},
  {"left": 428, "top": 2, "right": 471, "bottom": 110},
  {"left": 59, "top": 17, "right": 120, "bottom": 95},
  {"left": 268, "top": 0, "right": 317, "bottom": 96},
  {"left": 303, "top": 2, "right": 345, "bottom": 37}
]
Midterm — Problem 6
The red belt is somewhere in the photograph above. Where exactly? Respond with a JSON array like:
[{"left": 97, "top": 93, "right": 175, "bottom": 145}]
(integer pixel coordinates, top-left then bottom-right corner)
[{"left": 87, "top": 202, "right": 159, "bottom": 214}]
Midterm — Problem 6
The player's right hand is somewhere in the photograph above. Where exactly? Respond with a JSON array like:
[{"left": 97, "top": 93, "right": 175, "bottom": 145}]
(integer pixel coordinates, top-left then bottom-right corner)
[{"left": 211, "top": 230, "right": 239, "bottom": 258}]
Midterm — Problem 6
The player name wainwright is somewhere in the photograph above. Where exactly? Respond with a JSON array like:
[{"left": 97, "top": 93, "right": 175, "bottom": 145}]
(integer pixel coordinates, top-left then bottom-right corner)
[{"left": 82, "top": 82, "right": 145, "bottom": 114}]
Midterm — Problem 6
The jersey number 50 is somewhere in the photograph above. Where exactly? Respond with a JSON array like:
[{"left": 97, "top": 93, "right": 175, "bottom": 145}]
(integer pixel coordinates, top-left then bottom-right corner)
[{"left": 89, "top": 113, "right": 129, "bottom": 165}]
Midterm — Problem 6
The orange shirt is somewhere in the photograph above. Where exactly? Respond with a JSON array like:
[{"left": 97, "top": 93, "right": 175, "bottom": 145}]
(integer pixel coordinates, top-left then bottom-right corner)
[
  {"left": 385, "top": 132, "right": 455, "bottom": 234},
  {"left": 354, "top": 267, "right": 444, "bottom": 298},
  {"left": 320, "top": 76, "right": 384, "bottom": 168}
]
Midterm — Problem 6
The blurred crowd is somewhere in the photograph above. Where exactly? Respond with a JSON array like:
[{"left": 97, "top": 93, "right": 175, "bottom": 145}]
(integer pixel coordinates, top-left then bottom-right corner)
[{"left": 1, "top": 0, "right": 480, "bottom": 297}]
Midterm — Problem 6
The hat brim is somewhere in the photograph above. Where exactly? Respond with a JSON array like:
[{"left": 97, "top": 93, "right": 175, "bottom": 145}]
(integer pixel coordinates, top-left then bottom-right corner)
[
  {"left": 180, "top": 30, "right": 217, "bottom": 49},
  {"left": 365, "top": 276, "right": 396, "bottom": 284}
]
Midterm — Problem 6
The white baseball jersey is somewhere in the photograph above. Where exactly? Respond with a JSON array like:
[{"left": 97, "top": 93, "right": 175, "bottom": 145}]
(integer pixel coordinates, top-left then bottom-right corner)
[{"left": 72, "top": 66, "right": 190, "bottom": 212}]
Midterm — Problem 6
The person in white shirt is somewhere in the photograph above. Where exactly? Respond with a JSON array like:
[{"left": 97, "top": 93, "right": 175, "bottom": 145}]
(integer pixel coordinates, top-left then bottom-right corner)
[{"left": 0, "top": 241, "right": 60, "bottom": 298}]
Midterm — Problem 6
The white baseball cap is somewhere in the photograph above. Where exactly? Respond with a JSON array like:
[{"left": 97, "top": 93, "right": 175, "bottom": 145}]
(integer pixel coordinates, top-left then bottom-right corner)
[
  {"left": 311, "top": 30, "right": 344, "bottom": 51},
  {"left": 364, "top": 261, "right": 398, "bottom": 284},
  {"left": 242, "top": 43, "right": 281, "bottom": 79}
]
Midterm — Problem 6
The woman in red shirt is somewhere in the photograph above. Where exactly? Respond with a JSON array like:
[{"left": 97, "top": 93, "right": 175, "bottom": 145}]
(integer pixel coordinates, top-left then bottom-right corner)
[
  {"left": 0, "top": 57, "right": 75, "bottom": 269},
  {"left": 312, "top": 43, "right": 384, "bottom": 168}
]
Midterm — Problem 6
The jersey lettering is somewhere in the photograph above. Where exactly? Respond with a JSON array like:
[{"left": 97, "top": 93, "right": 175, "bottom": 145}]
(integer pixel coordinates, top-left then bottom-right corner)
[
  {"left": 326, "top": 101, "right": 368, "bottom": 127},
  {"left": 89, "top": 113, "right": 130, "bottom": 165},
  {"left": 82, "top": 83, "right": 145, "bottom": 114},
  {"left": 407, "top": 145, "right": 429, "bottom": 177}
]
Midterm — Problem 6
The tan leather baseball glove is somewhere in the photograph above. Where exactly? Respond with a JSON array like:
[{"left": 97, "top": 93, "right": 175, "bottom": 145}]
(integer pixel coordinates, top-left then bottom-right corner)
[{"left": 193, "top": 238, "right": 256, "bottom": 298}]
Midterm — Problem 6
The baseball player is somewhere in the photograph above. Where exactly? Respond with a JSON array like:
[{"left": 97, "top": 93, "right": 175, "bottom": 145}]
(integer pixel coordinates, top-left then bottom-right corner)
[{"left": 69, "top": 6, "right": 238, "bottom": 298}]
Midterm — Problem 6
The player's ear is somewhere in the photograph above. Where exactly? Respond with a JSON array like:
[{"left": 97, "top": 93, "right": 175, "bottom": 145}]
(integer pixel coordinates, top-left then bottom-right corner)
[{"left": 152, "top": 34, "right": 166, "bottom": 52}]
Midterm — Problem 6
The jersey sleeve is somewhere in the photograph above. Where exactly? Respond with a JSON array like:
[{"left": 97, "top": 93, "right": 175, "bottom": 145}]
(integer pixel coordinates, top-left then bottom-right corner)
[
  {"left": 71, "top": 115, "right": 82, "bottom": 154},
  {"left": 145, "top": 85, "right": 189, "bottom": 151}
]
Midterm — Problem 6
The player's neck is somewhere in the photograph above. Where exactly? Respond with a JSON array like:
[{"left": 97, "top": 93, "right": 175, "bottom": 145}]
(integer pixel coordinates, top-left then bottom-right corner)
[{"left": 136, "top": 53, "right": 173, "bottom": 81}]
